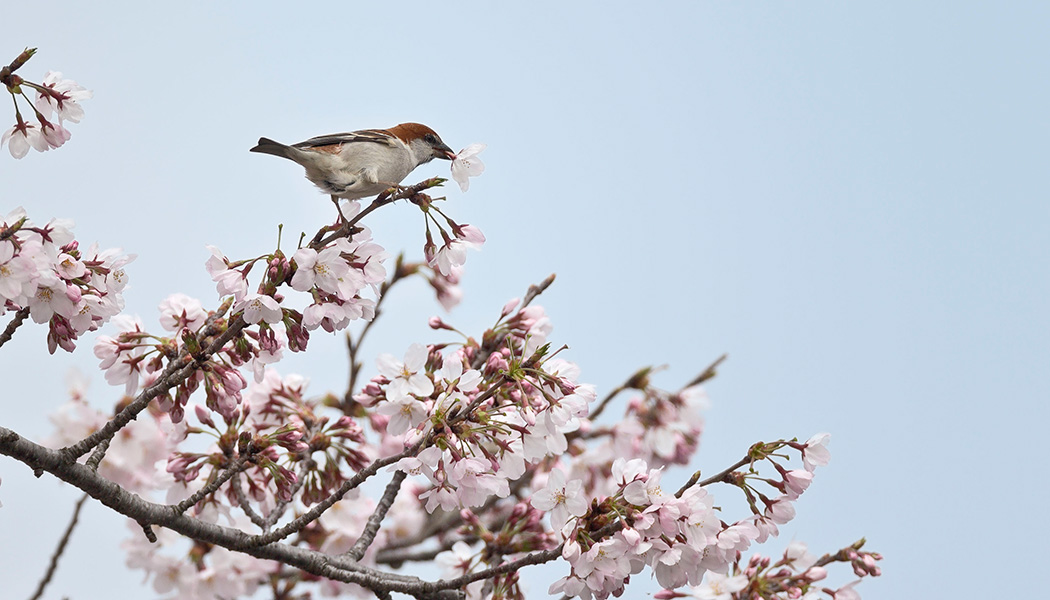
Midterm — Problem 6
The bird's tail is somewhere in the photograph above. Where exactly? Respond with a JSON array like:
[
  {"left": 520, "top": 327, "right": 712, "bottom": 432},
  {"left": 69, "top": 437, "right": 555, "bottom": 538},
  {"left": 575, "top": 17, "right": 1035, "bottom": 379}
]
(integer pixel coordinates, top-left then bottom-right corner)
[{"left": 250, "top": 137, "right": 292, "bottom": 159}]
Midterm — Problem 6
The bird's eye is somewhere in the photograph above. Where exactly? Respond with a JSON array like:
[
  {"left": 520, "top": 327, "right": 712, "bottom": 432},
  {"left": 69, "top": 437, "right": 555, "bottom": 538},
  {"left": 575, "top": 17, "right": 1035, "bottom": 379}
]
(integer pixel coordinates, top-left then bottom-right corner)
[{"left": 424, "top": 134, "right": 437, "bottom": 144}]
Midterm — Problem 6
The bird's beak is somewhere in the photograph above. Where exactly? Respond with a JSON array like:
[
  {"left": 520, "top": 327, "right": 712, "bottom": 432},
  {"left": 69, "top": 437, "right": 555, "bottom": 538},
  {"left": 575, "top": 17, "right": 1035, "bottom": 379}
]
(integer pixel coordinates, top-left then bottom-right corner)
[{"left": 438, "top": 145, "right": 456, "bottom": 160}]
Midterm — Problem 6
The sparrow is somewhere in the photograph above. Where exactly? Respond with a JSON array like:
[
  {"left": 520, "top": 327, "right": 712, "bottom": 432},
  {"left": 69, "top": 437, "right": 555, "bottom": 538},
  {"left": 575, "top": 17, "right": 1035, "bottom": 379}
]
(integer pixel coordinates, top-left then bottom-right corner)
[{"left": 250, "top": 123, "right": 455, "bottom": 200}]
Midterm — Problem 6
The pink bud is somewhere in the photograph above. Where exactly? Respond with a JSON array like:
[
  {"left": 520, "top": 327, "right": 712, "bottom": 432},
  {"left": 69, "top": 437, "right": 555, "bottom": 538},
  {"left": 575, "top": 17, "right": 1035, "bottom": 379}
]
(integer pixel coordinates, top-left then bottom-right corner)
[
  {"left": 194, "top": 404, "right": 216, "bottom": 428},
  {"left": 500, "top": 297, "right": 520, "bottom": 317}
]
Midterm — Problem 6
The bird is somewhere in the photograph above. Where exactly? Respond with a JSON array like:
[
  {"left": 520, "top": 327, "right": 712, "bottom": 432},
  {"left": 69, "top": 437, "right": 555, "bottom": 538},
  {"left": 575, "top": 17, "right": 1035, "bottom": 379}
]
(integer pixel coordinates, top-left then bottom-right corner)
[{"left": 250, "top": 123, "right": 456, "bottom": 204}]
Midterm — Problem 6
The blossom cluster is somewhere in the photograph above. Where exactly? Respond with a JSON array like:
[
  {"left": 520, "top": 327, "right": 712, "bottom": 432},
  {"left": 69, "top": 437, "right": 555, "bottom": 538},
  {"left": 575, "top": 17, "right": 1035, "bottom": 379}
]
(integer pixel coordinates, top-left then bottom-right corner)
[
  {"left": 1, "top": 48, "right": 91, "bottom": 158},
  {"left": 0, "top": 207, "right": 131, "bottom": 352},
  {"left": 544, "top": 433, "right": 831, "bottom": 600},
  {"left": 206, "top": 210, "right": 387, "bottom": 333},
  {"left": 358, "top": 303, "right": 593, "bottom": 515},
  {"left": 92, "top": 218, "right": 390, "bottom": 421},
  {"left": 662, "top": 538, "right": 882, "bottom": 600}
]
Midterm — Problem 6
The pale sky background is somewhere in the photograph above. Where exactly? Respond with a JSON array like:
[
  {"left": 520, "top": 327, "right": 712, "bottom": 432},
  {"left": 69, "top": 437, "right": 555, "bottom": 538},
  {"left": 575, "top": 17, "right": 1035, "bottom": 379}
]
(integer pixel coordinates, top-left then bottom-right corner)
[{"left": 1, "top": 2, "right": 1047, "bottom": 599}]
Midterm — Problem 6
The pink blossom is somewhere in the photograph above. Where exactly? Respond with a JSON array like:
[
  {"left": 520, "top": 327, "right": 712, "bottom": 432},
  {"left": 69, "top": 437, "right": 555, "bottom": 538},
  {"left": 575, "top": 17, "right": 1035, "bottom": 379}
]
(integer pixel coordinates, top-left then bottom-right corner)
[
  {"left": 803, "top": 432, "right": 832, "bottom": 472},
  {"left": 158, "top": 293, "right": 207, "bottom": 332},
  {"left": 832, "top": 580, "right": 862, "bottom": 600},
  {"left": 237, "top": 293, "right": 283, "bottom": 325},
  {"left": 449, "top": 457, "right": 510, "bottom": 507},
  {"left": 784, "top": 541, "right": 818, "bottom": 572},
  {"left": 765, "top": 495, "right": 797, "bottom": 524},
  {"left": 692, "top": 572, "right": 749, "bottom": 600},
  {"left": 28, "top": 273, "right": 77, "bottom": 323},
  {"left": 427, "top": 265, "right": 464, "bottom": 310},
  {"left": 624, "top": 468, "right": 672, "bottom": 507},
  {"left": 376, "top": 396, "right": 428, "bottom": 436},
  {"left": 419, "top": 484, "right": 458, "bottom": 513},
  {"left": 376, "top": 343, "right": 434, "bottom": 402},
  {"left": 54, "top": 252, "right": 85, "bottom": 279},
  {"left": 93, "top": 315, "right": 146, "bottom": 395},
  {"left": 0, "top": 242, "right": 37, "bottom": 303},
  {"left": 532, "top": 468, "right": 588, "bottom": 529},
  {"left": 435, "top": 540, "right": 479, "bottom": 577},
  {"left": 450, "top": 144, "right": 486, "bottom": 191},
  {"left": 205, "top": 245, "right": 247, "bottom": 301},
  {"left": 2, "top": 119, "right": 48, "bottom": 158},
  {"left": 39, "top": 119, "right": 71, "bottom": 149},
  {"left": 34, "top": 71, "right": 92, "bottom": 123},
  {"left": 611, "top": 457, "right": 649, "bottom": 486},
  {"left": 783, "top": 469, "right": 814, "bottom": 499},
  {"left": 650, "top": 540, "right": 703, "bottom": 589},
  {"left": 291, "top": 240, "right": 355, "bottom": 298},
  {"left": 427, "top": 225, "right": 485, "bottom": 277}
]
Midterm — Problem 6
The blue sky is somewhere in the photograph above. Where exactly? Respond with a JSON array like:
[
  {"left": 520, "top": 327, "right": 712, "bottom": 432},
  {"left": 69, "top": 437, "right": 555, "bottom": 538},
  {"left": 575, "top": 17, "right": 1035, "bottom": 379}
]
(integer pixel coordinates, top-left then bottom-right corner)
[{"left": 1, "top": 2, "right": 1047, "bottom": 598}]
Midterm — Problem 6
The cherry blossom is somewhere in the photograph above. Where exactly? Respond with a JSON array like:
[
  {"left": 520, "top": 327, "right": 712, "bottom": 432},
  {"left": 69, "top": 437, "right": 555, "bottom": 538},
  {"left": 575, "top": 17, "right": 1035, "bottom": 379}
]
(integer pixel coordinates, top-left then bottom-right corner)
[
  {"left": 291, "top": 240, "right": 355, "bottom": 297},
  {"left": 34, "top": 71, "right": 92, "bottom": 123},
  {"left": 376, "top": 343, "right": 434, "bottom": 402},
  {"left": 803, "top": 432, "right": 832, "bottom": 471},
  {"left": 158, "top": 293, "right": 207, "bottom": 332},
  {"left": 204, "top": 245, "right": 247, "bottom": 301},
  {"left": 2, "top": 119, "right": 47, "bottom": 158},
  {"left": 532, "top": 468, "right": 588, "bottom": 529},
  {"left": 426, "top": 224, "right": 485, "bottom": 277},
  {"left": 691, "top": 572, "right": 749, "bottom": 600},
  {"left": 376, "top": 395, "right": 428, "bottom": 436},
  {"left": 450, "top": 143, "right": 486, "bottom": 191},
  {"left": 237, "top": 292, "right": 283, "bottom": 325}
]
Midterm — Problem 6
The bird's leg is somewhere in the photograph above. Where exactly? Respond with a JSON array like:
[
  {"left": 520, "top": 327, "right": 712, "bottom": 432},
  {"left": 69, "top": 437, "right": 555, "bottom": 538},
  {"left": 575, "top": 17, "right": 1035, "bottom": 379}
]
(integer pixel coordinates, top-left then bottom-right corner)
[
  {"left": 331, "top": 195, "right": 349, "bottom": 226},
  {"left": 378, "top": 181, "right": 407, "bottom": 198}
]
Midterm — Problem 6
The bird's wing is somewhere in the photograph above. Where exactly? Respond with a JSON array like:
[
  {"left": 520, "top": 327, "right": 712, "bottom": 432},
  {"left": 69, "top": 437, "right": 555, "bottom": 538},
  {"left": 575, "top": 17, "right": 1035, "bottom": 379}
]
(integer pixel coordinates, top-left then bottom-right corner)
[{"left": 291, "top": 129, "right": 399, "bottom": 151}]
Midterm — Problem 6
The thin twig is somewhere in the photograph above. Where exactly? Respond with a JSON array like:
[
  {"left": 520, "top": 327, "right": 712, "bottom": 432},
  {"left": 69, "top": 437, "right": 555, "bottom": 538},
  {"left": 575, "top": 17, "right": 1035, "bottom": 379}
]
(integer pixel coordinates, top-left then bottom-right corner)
[
  {"left": 244, "top": 443, "right": 421, "bottom": 547},
  {"left": 376, "top": 542, "right": 457, "bottom": 567},
  {"left": 814, "top": 538, "right": 868, "bottom": 567},
  {"left": 676, "top": 455, "right": 751, "bottom": 497},
  {"left": 521, "top": 274, "right": 556, "bottom": 309},
  {"left": 232, "top": 472, "right": 268, "bottom": 530},
  {"left": 0, "top": 307, "right": 29, "bottom": 349},
  {"left": 83, "top": 438, "right": 110, "bottom": 472},
  {"left": 173, "top": 456, "right": 249, "bottom": 515},
  {"left": 585, "top": 382, "right": 629, "bottom": 423},
  {"left": 345, "top": 470, "right": 407, "bottom": 561},
  {"left": 29, "top": 493, "right": 88, "bottom": 600},
  {"left": 682, "top": 353, "right": 728, "bottom": 389}
]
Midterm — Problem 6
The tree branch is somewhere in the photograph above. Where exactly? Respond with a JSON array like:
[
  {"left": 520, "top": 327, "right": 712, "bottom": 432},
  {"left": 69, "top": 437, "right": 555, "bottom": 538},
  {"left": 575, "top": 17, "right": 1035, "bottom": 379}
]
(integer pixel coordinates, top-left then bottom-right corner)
[
  {"left": 310, "top": 178, "right": 447, "bottom": 250},
  {"left": 0, "top": 306, "right": 29, "bottom": 350},
  {"left": 28, "top": 493, "right": 88, "bottom": 600},
  {"left": 344, "top": 470, "right": 407, "bottom": 561},
  {"left": 0, "top": 427, "right": 443, "bottom": 594}
]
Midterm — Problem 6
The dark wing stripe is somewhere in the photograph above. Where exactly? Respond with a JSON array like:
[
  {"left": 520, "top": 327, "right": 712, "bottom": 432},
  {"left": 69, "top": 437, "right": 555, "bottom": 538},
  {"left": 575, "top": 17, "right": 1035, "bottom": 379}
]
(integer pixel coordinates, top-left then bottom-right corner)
[{"left": 292, "top": 129, "right": 396, "bottom": 149}]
